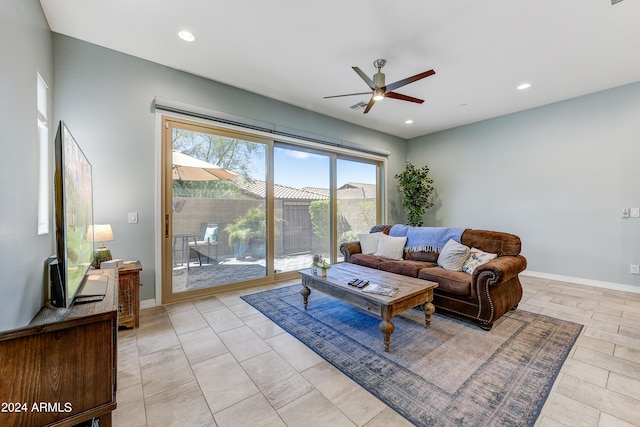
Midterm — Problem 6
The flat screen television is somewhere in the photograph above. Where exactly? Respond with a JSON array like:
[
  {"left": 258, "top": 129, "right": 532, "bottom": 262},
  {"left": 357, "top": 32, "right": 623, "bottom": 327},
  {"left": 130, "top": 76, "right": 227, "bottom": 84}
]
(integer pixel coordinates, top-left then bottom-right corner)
[{"left": 50, "top": 121, "right": 95, "bottom": 308}]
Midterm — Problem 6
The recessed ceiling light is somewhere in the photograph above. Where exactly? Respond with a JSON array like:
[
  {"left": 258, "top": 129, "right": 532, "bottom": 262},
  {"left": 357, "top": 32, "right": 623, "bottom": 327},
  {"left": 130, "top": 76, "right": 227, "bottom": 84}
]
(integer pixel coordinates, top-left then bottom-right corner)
[
  {"left": 517, "top": 83, "right": 531, "bottom": 90},
  {"left": 405, "top": 119, "right": 414, "bottom": 124},
  {"left": 178, "top": 30, "right": 195, "bottom": 42}
]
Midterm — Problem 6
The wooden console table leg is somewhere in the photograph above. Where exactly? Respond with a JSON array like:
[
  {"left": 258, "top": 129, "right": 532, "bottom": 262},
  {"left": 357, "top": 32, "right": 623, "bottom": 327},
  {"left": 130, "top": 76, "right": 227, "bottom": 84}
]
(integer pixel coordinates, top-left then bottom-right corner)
[
  {"left": 300, "top": 282, "right": 311, "bottom": 310},
  {"left": 379, "top": 306, "right": 395, "bottom": 352}
]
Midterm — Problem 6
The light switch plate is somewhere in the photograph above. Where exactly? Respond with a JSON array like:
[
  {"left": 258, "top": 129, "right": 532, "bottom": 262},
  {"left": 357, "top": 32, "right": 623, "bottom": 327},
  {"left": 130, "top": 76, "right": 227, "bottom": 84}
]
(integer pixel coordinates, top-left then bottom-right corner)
[
  {"left": 128, "top": 212, "right": 138, "bottom": 224},
  {"left": 622, "top": 208, "right": 630, "bottom": 218},
  {"left": 631, "top": 208, "right": 640, "bottom": 218}
]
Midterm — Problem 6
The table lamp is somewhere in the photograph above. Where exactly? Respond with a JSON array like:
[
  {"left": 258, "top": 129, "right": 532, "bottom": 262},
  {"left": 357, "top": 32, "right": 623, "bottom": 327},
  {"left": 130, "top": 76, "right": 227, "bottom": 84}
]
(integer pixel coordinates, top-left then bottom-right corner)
[{"left": 89, "top": 224, "right": 114, "bottom": 268}]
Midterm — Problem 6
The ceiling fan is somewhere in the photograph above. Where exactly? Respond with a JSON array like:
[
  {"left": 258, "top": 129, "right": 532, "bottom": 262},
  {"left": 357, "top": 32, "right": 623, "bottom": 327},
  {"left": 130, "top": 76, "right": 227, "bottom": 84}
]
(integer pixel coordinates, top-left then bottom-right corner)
[{"left": 324, "top": 59, "right": 435, "bottom": 114}]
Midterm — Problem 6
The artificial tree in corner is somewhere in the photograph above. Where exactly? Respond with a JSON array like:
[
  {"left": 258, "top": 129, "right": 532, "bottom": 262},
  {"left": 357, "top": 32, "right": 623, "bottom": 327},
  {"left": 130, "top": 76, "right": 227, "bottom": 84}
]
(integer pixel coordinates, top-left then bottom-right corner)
[{"left": 395, "top": 162, "right": 435, "bottom": 227}]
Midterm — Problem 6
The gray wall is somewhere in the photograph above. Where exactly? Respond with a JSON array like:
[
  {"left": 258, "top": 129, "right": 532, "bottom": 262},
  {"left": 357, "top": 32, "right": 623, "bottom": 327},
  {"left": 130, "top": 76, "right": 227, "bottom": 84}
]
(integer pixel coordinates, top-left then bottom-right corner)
[
  {"left": 0, "top": 0, "right": 53, "bottom": 330},
  {"left": 51, "top": 34, "right": 407, "bottom": 302},
  {"left": 408, "top": 83, "right": 640, "bottom": 288}
]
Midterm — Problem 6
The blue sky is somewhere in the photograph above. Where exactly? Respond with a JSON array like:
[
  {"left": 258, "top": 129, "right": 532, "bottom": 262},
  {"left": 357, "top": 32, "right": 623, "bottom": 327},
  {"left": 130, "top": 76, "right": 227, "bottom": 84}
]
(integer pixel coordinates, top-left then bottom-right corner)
[{"left": 248, "top": 147, "right": 377, "bottom": 189}]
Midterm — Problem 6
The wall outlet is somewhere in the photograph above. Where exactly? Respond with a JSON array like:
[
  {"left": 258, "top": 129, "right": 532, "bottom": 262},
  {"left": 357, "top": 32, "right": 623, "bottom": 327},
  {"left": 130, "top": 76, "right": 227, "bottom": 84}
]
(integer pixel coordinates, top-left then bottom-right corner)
[
  {"left": 622, "top": 208, "right": 630, "bottom": 218},
  {"left": 631, "top": 264, "right": 640, "bottom": 275}
]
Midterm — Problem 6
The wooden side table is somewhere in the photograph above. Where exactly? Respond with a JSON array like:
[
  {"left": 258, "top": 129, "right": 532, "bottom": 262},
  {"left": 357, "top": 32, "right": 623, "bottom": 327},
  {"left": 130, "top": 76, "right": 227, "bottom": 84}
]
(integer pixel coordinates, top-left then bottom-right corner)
[{"left": 118, "top": 261, "right": 142, "bottom": 328}]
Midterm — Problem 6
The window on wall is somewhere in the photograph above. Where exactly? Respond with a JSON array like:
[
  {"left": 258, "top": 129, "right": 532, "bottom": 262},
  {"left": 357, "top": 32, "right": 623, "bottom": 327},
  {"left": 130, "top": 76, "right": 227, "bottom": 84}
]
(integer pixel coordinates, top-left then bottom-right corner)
[{"left": 37, "top": 72, "right": 49, "bottom": 235}]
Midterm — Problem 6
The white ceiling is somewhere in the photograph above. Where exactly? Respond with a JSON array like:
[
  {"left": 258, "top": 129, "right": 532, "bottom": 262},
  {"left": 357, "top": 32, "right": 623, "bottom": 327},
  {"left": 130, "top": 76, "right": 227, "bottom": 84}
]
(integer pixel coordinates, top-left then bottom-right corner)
[{"left": 40, "top": 0, "right": 640, "bottom": 140}]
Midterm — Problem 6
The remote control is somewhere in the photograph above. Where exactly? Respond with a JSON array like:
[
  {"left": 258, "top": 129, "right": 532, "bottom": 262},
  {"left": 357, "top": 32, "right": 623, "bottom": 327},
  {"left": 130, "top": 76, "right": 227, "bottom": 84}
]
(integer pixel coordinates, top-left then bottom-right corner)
[
  {"left": 358, "top": 280, "right": 369, "bottom": 288},
  {"left": 348, "top": 278, "right": 358, "bottom": 286}
]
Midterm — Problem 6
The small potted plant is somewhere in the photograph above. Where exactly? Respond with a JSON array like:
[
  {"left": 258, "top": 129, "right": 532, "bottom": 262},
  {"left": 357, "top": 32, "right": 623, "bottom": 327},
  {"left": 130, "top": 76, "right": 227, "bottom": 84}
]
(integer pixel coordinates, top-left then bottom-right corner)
[{"left": 312, "top": 254, "right": 331, "bottom": 276}]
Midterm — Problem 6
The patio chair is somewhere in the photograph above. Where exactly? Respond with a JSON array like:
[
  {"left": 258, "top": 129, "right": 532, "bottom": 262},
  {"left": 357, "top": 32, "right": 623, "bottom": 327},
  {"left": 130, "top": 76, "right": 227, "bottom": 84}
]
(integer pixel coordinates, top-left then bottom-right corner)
[{"left": 188, "top": 222, "right": 219, "bottom": 265}]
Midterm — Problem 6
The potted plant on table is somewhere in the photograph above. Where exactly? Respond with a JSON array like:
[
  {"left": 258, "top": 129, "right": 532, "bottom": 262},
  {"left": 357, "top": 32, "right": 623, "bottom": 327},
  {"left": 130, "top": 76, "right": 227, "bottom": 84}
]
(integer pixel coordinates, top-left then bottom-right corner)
[{"left": 312, "top": 254, "right": 331, "bottom": 276}]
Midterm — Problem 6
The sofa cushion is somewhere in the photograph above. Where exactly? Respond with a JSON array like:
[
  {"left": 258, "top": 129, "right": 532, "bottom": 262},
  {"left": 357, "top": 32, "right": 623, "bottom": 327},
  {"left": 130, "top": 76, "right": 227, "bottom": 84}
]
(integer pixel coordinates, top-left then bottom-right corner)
[
  {"left": 379, "top": 260, "right": 437, "bottom": 277},
  {"left": 405, "top": 250, "right": 439, "bottom": 263},
  {"left": 462, "top": 248, "right": 498, "bottom": 275},
  {"left": 359, "top": 232, "right": 383, "bottom": 254},
  {"left": 419, "top": 267, "right": 472, "bottom": 296},
  {"left": 350, "top": 253, "right": 387, "bottom": 269},
  {"left": 437, "top": 239, "right": 470, "bottom": 271},
  {"left": 373, "top": 233, "right": 407, "bottom": 260}
]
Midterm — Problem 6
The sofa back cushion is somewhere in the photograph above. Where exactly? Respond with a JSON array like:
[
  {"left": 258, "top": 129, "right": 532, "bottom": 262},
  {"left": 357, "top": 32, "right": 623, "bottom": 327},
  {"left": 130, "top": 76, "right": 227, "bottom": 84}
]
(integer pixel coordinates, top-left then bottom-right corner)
[
  {"left": 368, "top": 225, "right": 522, "bottom": 258},
  {"left": 405, "top": 250, "right": 439, "bottom": 263},
  {"left": 460, "top": 229, "right": 521, "bottom": 256}
]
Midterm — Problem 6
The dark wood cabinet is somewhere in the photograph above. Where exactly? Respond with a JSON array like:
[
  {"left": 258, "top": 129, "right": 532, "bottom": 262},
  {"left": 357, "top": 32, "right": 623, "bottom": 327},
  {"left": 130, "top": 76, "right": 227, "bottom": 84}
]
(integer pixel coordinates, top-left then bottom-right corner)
[
  {"left": 118, "top": 261, "right": 142, "bottom": 329},
  {"left": 0, "top": 268, "right": 117, "bottom": 427}
]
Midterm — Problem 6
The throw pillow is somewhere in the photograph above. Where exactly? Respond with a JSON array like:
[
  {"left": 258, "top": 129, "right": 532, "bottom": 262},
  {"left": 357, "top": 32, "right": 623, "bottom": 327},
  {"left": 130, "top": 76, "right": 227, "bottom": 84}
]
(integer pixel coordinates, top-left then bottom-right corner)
[
  {"left": 437, "top": 239, "right": 470, "bottom": 271},
  {"left": 462, "top": 247, "right": 498, "bottom": 275},
  {"left": 359, "top": 232, "right": 383, "bottom": 254},
  {"left": 374, "top": 233, "right": 407, "bottom": 260}
]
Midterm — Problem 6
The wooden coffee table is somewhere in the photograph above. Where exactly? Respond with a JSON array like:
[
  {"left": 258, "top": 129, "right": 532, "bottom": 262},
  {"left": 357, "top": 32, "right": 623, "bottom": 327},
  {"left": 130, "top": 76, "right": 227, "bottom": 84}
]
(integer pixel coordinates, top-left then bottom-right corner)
[{"left": 299, "top": 263, "right": 438, "bottom": 352}]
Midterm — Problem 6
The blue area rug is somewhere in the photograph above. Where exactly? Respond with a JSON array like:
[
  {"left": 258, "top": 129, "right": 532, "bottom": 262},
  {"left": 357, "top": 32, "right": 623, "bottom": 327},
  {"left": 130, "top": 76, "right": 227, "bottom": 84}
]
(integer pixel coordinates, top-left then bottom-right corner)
[{"left": 241, "top": 285, "right": 583, "bottom": 427}]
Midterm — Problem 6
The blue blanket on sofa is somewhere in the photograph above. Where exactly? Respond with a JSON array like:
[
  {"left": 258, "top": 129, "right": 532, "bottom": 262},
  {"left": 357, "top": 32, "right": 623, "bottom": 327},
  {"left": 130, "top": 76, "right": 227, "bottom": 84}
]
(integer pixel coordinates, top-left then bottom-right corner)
[{"left": 390, "top": 225, "right": 465, "bottom": 252}]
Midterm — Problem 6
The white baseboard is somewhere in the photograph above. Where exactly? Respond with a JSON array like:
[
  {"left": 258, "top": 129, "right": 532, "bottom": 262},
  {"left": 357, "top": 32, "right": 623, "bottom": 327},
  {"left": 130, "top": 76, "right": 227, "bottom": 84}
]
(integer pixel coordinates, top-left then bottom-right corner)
[
  {"left": 140, "top": 299, "right": 157, "bottom": 309},
  {"left": 523, "top": 270, "right": 640, "bottom": 294}
]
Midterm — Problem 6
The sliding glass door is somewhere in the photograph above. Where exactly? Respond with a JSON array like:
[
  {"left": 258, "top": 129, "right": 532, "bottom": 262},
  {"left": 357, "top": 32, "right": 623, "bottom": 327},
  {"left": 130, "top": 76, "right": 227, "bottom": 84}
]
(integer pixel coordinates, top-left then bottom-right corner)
[
  {"left": 162, "top": 116, "right": 384, "bottom": 303},
  {"left": 336, "top": 158, "right": 380, "bottom": 260},
  {"left": 162, "top": 118, "right": 270, "bottom": 302},
  {"left": 273, "top": 144, "right": 331, "bottom": 273}
]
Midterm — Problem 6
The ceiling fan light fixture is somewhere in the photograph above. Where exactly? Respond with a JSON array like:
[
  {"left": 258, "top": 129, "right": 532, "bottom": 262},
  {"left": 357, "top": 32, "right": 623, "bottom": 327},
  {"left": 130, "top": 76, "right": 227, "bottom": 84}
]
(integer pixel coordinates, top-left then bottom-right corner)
[
  {"left": 372, "top": 88, "right": 385, "bottom": 101},
  {"left": 178, "top": 30, "right": 195, "bottom": 42}
]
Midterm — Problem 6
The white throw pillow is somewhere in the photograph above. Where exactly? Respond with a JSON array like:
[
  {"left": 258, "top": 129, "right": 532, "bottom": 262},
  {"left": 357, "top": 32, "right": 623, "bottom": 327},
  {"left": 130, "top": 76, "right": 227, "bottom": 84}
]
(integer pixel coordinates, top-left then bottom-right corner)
[
  {"left": 359, "top": 232, "right": 383, "bottom": 254},
  {"left": 437, "top": 239, "right": 470, "bottom": 271},
  {"left": 374, "top": 233, "right": 407, "bottom": 260},
  {"left": 462, "top": 247, "right": 498, "bottom": 275}
]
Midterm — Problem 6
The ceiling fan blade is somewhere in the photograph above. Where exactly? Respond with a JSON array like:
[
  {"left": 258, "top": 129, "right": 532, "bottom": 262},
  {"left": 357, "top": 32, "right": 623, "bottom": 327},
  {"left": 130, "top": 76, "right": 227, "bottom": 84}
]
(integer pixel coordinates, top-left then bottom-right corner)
[
  {"left": 352, "top": 66, "right": 376, "bottom": 89},
  {"left": 385, "top": 91, "right": 425, "bottom": 104},
  {"left": 323, "top": 92, "right": 372, "bottom": 99},
  {"left": 363, "top": 96, "right": 376, "bottom": 114},
  {"left": 383, "top": 69, "right": 435, "bottom": 93}
]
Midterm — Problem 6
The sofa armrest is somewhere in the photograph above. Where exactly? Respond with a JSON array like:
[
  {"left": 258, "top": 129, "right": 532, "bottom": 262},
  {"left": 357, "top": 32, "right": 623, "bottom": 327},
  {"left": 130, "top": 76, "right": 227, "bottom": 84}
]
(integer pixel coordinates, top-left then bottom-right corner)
[
  {"left": 471, "top": 255, "right": 527, "bottom": 328},
  {"left": 473, "top": 255, "right": 527, "bottom": 286},
  {"left": 339, "top": 241, "right": 362, "bottom": 262}
]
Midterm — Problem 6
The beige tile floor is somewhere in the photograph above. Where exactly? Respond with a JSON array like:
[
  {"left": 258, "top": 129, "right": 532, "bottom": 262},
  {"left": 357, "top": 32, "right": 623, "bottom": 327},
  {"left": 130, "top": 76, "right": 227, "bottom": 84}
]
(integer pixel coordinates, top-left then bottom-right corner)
[{"left": 114, "top": 276, "right": 640, "bottom": 426}]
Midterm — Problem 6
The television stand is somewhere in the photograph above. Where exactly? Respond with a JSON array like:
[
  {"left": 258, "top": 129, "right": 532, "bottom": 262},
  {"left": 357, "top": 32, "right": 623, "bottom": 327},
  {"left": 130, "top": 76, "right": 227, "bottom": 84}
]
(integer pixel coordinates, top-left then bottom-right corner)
[{"left": 0, "top": 268, "right": 118, "bottom": 427}]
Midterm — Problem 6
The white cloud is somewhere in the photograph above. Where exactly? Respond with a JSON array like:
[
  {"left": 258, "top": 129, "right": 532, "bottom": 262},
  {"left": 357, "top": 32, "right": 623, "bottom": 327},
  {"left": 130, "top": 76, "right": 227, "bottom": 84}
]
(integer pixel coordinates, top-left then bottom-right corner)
[{"left": 288, "top": 151, "right": 313, "bottom": 159}]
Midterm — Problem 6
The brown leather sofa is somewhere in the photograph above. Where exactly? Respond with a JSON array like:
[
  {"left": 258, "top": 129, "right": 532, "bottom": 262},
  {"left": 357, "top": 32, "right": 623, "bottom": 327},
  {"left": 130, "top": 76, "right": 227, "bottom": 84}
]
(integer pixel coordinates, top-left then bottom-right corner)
[{"left": 339, "top": 225, "right": 527, "bottom": 330}]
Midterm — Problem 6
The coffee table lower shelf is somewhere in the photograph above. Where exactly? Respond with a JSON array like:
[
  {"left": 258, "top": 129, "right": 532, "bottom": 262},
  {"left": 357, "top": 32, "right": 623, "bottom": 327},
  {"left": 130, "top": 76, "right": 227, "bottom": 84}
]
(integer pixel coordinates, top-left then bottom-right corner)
[{"left": 299, "top": 263, "right": 438, "bottom": 352}]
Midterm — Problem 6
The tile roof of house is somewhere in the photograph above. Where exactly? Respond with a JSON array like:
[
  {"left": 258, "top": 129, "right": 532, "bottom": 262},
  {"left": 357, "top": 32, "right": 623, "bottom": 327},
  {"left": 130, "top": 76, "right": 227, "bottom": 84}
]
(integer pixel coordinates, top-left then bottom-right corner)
[
  {"left": 337, "top": 182, "right": 377, "bottom": 199},
  {"left": 232, "top": 179, "right": 375, "bottom": 200},
  {"left": 302, "top": 187, "right": 329, "bottom": 197},
  {"left": 234, "top": 178, "right": 328, "bottom": 200}
]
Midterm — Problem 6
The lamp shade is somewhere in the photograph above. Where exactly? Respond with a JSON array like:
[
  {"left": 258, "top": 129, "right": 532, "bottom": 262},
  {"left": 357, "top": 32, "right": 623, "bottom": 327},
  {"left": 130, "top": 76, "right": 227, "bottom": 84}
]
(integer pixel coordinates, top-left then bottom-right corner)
[{"left": 88, "top": 224, "right": 114, "bottom": 244}]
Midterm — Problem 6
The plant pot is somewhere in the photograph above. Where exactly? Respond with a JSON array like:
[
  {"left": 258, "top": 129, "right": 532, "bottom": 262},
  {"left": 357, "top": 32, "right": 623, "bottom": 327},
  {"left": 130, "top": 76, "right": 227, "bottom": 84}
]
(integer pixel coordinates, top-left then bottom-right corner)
[
  {"left": 233, "top": 242, "right": 247, "bottom": 260},
  {"left": 249, "top": 238, "right": 266, "bottom": 259}
]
